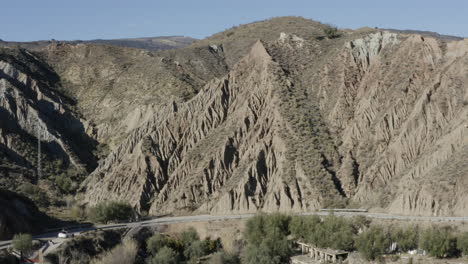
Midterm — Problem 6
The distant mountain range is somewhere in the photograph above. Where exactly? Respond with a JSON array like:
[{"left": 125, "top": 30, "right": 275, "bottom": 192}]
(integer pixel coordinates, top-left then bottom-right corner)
[{"left": 0, "top": 36, "right": 197, "bottom": 51}]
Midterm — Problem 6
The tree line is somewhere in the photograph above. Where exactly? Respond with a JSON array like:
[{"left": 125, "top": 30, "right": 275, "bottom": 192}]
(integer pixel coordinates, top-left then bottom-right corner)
[{"left": 242, "top": 213, "right": 468, "bottom": 262}]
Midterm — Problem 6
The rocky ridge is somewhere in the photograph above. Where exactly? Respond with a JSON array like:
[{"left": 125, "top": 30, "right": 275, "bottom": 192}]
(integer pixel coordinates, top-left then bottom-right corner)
[{"left": 83, "top": 40, "right": 339, "bottom": 214}]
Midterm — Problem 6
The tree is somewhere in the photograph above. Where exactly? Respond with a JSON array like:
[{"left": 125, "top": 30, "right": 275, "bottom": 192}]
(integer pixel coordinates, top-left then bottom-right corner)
[
  {"left": 243, "top": 214, "right": 292, "bottom": 264},
  {"left": 264, "top": 213, "right": 290, "bottom": 238},
  {"left": 179, "top": 227, "right": 200, "bottom": 247},
  {"left": 147, "top": 234, "right": 169, "bottom": 256},
  {"left": 355, "top": 227, "right": 391, "bottom": 260},
  {"left": 289, "top": 216, "right": 305, "bottom": 239},
  {"left": 393, "top": 227, "right": 419, "bottom": 252},
  {"left": 420, "top": 227, "right": 459, "bottom": 258},
  {"left": 306, "top": 215, "right": 356, "bottom": 251},
  {"left": 87, "top": 201, "right": 134, "bottom": 223},
  {"left": 209, "top": 251, "right": 240, "bottom": 264},
  {"left": 457, "top": 232, "right": 468, "bottom": 256},
  {"left": 243, "top": 242, "right": 282, "bottom": 264},
  {"left": 147, "top": 246, "right": 179, "bottom": 264},
  {"left": 244, "top": 214, "right": 267, "bottom": 245},
  {"left": 184, "top": 240, "right": 209, "bottom": 260},
  {"left": 12, "top": 233, "right": 33, "bottom": 260}
]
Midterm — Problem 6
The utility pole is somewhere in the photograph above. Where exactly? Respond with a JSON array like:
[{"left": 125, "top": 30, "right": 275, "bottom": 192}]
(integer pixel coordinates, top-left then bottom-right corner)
[{"left": 37, "top": 125, "right": 42, "bottom": 179}]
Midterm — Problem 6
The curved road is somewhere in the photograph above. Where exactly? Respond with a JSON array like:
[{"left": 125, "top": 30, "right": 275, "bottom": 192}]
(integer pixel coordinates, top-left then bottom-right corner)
[{"left": 1, "top": 211, "right": 467, "bottom": 251}]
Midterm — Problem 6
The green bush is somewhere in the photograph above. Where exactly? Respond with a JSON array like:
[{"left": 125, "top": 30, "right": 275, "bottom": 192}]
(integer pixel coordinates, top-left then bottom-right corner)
[
  {"left": 184, "top": 240, "right": 209, "bottom": 260},
  {"left": 290, "top": 215, "right": 321, "bottom": 241},
  {"left": 420, "top": 227, "right": 459, "bottom": 258},
  {"left": 147, "top": 246, "right": 179, "bottom": 264},
  {"left": 54, "top": 174, "right": 78, "bottom": 193},
  {"left": 179, "top": 227, "right": 200, "bottom": 247},
  {"left": 147, "top": 234, "right": 169, "bottom": 256},
  {"left": 243, "top": 241, "right": 282, "bottom": 264},
  {"left": 18, "top": 183, "right": 49, "bottom": 207},
  {"left": 209, "top": 251, "right": 240, "bottom": 264},
  {"left": 355, "top": 226, "right": 391, "bottom": 260},
  {"left": 392, "top": 226, "right": 419, "bottom": 252},
  {"left": 311, "top": 215, "right": 356, "bottom": 251},
  {"left": 323, "top": 24, "right": 340, "bottom": 39},
  {"left": 242, "top": 214, "right": 292, "bottom": 264},
  {"left": 87, "top": 201, "right": 134, "bottom": 223},
  {"left": 12, "top": 233, "right": 33, "bottom": 257},
  {"left": 457, "top": 232, "right": 468, "bottom": 256}
]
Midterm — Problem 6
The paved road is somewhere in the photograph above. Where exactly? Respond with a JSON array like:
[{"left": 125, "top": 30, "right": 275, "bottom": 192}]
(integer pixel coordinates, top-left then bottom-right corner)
[{"left": 1, "top": 211, "right": 467, "bottom": 251}]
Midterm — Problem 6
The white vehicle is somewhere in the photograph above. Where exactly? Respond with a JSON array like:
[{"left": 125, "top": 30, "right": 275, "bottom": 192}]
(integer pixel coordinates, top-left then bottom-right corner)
[{"left": 58, "top": 230, "right": 72, "bottom": 238}]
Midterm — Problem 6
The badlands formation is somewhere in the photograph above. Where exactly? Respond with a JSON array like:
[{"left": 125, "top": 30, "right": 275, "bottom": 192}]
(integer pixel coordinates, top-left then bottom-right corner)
[{"left": 0, "top": 18, "right": 467, "bottom": 228}]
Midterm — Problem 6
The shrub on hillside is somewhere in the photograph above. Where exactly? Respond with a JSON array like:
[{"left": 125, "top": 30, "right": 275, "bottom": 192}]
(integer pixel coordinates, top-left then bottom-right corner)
[
  {"left": 147, "top": 246, "right": 179, "bottom": 264},
  {"left": 147, "top": 233, "right": 169, "bottom": 256},
  {"left": 54, "top": 174, "right": 78, "bottom": 193},
  {"left": 87, "top": 201, "right": 134, "bottom": 223},
  {"left": 323, "top": 24, "right": 340, "bottom": 39}
]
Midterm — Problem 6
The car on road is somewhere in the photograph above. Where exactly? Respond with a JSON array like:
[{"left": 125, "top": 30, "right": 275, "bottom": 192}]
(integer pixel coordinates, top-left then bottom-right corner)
[{"left": 58, "top": 230, "right": 73, "bottom": 238}]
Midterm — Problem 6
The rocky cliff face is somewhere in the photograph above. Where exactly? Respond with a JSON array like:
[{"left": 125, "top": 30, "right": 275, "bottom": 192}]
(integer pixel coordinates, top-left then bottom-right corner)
[
  {"left": 318, "top": 33, "right": 468, "bottom": 216},
  {"left": 0, "top": 48, "right": 96, "bottom": 190},
  {"left": 1, "top": 17, "right": 467, "bottom": 217},
  {"left": 83, "top": 25, "right": 468, "bottom": 216},
  {"left": 83, "top": 41, "right": 339, "bottom": 214}
]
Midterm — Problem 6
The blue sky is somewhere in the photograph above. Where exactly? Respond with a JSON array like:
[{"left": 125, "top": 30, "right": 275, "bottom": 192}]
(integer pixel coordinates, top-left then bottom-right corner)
[{"left": 2, "top": 0, "right": 467, "bottom": 41}]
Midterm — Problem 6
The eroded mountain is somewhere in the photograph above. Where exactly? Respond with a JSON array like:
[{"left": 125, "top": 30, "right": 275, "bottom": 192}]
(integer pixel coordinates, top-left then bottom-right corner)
[{"left": 1, "top": 17, "right": 467, "bottom": 222}]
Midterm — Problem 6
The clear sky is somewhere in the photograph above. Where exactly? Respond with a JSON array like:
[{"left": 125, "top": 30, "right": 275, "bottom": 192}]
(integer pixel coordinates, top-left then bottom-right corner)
[{"left": 2, "top": 0, "right": 467, "bottom": 42}]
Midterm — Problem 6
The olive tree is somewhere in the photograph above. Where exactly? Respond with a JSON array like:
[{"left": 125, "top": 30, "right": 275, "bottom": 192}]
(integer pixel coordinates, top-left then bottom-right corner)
[
  {"left": 420, "top": 227, "right": 459, "bottom": 258},
  {"left": 355, "top": 227, "right": 391, "bottom": 260},
  {"left": 147, "top": 234, "right": 169, "bottom": 256},
  {"left": 457, "top": 232, "right": 468, "bottom": 256},
  {"left": 87, "top": 201, "right": 134, "bottom": 223},
  {"left": 12, "top": 233, "right": 33, "bottom": 260}
]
